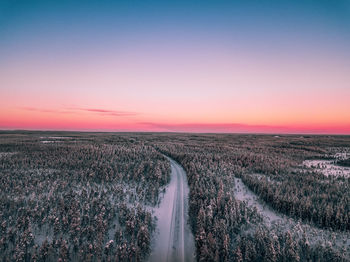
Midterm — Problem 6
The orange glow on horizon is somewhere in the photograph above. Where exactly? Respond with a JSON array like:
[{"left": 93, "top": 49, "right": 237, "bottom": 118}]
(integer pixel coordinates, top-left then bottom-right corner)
[{"left": 1, "top": 107, "right": 350, "bottom": 134}]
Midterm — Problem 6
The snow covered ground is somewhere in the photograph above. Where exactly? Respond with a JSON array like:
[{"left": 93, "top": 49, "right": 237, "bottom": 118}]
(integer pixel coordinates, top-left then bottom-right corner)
[
  {"left": 234, "top": 177, "right": 283, "bottom": 226},
  {"left": 234, "top": 177, "right": 350, "bottom": 255},
  {"left": 41, "top": 140, "right": 63, "bottom": 143},
  {"left": 40, "top": 136, "right": 73, "bottom": 139},
  {"left": 40, "top": 136, "right": 75, "bottom": 144},
  {"left": 0, "top": 152, "right": 16, "bottom": 158},
  {"left": 148, "top": 157, "right": 195, "bottom": 262},
  {"left": 303, "top": 159, "right": 350, "bottom": 178}
]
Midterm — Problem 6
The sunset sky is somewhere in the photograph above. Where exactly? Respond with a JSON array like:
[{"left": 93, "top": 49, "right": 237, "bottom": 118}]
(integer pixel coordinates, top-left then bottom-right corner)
[{"left": 1, "top": 0, "right": 350, "bottom": 133}]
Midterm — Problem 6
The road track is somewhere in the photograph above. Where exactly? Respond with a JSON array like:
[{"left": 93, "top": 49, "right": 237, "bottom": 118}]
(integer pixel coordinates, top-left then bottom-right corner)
[{"left": 149, "top": 157, "right": 195, "bottom": 262}]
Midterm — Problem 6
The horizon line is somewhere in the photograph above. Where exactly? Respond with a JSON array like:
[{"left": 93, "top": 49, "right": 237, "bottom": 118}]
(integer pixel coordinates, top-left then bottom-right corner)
[{"left": 1, "top": 128, "right": 350, "bottom": 136}]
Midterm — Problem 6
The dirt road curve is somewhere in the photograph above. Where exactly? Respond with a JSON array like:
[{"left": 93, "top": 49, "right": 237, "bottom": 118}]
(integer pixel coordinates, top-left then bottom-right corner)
[{"left": 149, "top": 157, "right": 195, "bottom": 262}]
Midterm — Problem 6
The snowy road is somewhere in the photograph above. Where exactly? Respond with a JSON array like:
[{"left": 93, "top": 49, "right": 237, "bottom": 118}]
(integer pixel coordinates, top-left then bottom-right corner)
[{"left": 149, "top": 157, "right": 195, "bottom": 262}]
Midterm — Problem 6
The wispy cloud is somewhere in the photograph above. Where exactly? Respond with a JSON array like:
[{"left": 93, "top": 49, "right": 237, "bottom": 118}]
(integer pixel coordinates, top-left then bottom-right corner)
[
  {"left": 20, "top": 107, "right": 138, "bottom": 117},
  {"left": 138, "top": 122, "right": 349, "bottom": 134},
  {"left": 74, "top": 108, "right": 138, "bottom": 117},
  {"left": 20, "top": 107, "right": 60, "bottom": 113}
]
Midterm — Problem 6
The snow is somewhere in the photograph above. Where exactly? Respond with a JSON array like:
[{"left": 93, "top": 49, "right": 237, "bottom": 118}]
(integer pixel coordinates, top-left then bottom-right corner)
[
  {"left": 48, "top": 136, "right": 72, "bottom": 139},
  {"left": 0, "top": 152, "right": 16, "bottom": 158},
  {"left": 40, "top": 136, "right": 72, "bottom": 139},
  {"left": 34, "top": 224, "right": 54, "bottom": 246},
  {"left": 40, "top": 136, "right": 74, "bottom": 144},
  {"left": 334, "top": 151, "right": 350, "bottom": 160},
  {"left": 234, "top": 176, "right": 350, "bottom": 254},
  {"left": 303, "top": 159, "right": 350, "bottom": 178},
  {"left": 234, "top": 177, "right": 283, "bottom": 225},
  {"left": 149, "top": 165, "right": 177, "bottom": 261},
  {"left": 41, "top": 140, "right": 62, "bottom": 143},
  {"left": 148, "top": 157, "right": 195, "bottom": 262}
]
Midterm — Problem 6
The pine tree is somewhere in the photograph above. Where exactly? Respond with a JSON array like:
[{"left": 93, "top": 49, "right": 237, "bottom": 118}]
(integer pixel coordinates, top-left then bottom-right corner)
[
  {"left": 137, "top": 226, "right": 150, "bottom": 254},
  {"left": 283, "top": 231, "right": 300, "bottom": 262},
  {"left": 234, "top": 246, "right": 243, "bottom": 262}
]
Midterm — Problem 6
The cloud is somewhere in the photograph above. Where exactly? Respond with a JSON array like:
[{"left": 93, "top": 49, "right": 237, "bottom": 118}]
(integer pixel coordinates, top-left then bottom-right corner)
[
  {"left": 20, "top": 107, "right": 138, "bottom": 117},
  {"left": 20, "top": 107, "right": 60, "bottom": 113},
  {"left": 138, "top": 122, "right": 342, "bottom": 134},
  {"left": 74, "top": 108, "right": 138, "bottom": 117}
]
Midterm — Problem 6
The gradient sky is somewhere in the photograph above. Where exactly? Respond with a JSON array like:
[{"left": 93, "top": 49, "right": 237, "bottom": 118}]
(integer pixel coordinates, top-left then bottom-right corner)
[{"left": 1, "top": 0, "right": 350, "bottom": 133}]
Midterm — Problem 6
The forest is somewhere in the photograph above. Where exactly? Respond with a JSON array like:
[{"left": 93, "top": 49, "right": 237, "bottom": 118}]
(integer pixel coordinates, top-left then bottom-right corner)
[
  {"left": 150, "top": 134, "right": 350, "bottom": 261},
  {"left": 0, "top": 132, "right": 170, "bottom": 261},
  {"left": 0, "top": 131, "right": 349, "bottom": 261}
]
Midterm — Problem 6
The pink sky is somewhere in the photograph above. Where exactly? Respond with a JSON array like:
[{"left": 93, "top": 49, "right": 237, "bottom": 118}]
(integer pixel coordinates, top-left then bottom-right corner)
[
  {"left": 1, "top": 48, "right": 349, "bottom": 134},
  {"left": 1, "top": 1, "right": 350, "bottom": 134}
]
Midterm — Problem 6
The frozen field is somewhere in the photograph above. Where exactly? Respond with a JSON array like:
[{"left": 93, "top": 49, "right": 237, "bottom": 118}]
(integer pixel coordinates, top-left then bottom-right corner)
[{"left": 303, "top": 159, "right": 350, "bottom": 178}]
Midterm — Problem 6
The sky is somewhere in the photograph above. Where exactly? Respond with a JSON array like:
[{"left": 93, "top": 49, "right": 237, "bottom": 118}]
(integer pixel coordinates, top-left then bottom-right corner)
[{"left": 1, "top": 0, "right": 350, "bottom": 134}]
